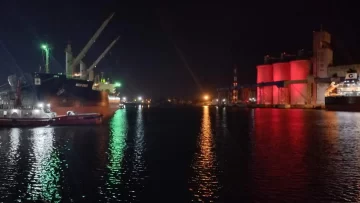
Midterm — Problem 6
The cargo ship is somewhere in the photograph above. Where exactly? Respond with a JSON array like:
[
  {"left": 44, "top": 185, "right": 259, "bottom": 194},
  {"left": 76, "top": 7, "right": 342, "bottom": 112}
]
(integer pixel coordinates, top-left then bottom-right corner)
[
  {"left": 16, "top": 13, "right": 121, "bottom": 117},
  {"left": 324, "top": 70, "right": 360, "bottom": 111}
]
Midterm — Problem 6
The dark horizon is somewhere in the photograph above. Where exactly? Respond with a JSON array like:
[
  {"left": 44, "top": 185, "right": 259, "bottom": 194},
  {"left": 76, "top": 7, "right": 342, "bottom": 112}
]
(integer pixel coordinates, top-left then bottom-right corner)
[{"left": 0, "top": 1, "right": 359, "bottom": 99}]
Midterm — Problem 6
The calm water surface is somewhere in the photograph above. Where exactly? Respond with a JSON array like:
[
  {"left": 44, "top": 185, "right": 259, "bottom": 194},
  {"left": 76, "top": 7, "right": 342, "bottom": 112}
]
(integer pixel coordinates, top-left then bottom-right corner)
[{"left": 1, "top": 107, "right": 360, "bottom": 202}]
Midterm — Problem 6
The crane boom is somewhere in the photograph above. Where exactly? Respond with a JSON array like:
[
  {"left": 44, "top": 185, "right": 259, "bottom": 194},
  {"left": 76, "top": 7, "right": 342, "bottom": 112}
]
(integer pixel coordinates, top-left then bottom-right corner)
[
  {"left": 86, "top": 36, "right": 120, "bottom": 73},
  {"left": 69, "top": 13, "right": 115, "bottom": 73}
]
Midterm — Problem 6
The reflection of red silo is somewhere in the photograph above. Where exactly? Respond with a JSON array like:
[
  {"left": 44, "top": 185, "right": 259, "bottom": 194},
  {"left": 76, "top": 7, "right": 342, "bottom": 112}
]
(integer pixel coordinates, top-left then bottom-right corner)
[
  {"left": 273, "top": 62, "right": 290, "bottom": 104},
  {"left": 256, "top": 64, "right": 273, "bottom": 104},
  {"left": 290, "top": 60, "right": 310, "bottom": 104}
]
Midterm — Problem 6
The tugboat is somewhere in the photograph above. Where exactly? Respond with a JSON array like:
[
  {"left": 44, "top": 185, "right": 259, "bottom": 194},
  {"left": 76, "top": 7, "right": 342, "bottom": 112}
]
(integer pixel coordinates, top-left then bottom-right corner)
[
  {"left": 0, "top": 81, "right": 56, "bottom": 127},
  {"left": 118, "top": 103, "right": 125, "bottom": 109},
  {"left": 52, "top": 111, "right": 102, "bottom": 126},
  {"left": 325, "top": 69, "right": 360, "bottom": 111}
]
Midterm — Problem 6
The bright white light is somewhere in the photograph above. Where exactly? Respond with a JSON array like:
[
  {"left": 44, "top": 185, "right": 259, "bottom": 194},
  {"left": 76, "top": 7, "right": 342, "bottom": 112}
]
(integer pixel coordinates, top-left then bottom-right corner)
[
  {"left": 122, "top": 97, "right": 127, "bottom": 101},
  {"left": 138, "top": 96, "right": 142, "bottom": 101},
  {"left": 37, "top": 103, "right": 44, "bottom": 108},
  {"left": 222, "top": 99, "right": 226, "bottom": 102},
  {"left": 108, "top": 96, "right": 120, "bottom": 101},
  {"left": 46, "top": 103, "right": 51, "bottom": 107},
  {"left": 216, "top": 99, "right": 219, "bottom": 102}
]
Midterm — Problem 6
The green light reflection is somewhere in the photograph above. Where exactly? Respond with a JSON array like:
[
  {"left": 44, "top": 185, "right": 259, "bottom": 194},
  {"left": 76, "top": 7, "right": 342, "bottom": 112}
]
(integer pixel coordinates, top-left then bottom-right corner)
[{"left": 106, "top": 109, "right": 127, "bottom": 191}]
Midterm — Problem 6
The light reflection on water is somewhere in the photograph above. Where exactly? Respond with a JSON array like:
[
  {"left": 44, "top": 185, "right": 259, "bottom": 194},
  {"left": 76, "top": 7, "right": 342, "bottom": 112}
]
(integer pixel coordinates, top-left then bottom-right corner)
[
  {"left": 0, "top": 128, "right": 21, "bottom": 200},
  {"left": 9, "top": 128, "right": 20, "bottom": 164},
  {"left": 4, "top": 108, "right": 360, "bottom": 202},
  {"left": 189, "top": 106, "right": 221, "bottom": 202},
  {"left": 131, "top": 105, "right": 146, "bottom": 188},
  {"left": 315, "top": 111, "right": 360, "bottom": 202},
  {"left": 25, "top": 127, "right": 62, "bottom": 203},
  {"left": 103, "top": 109, "right": 128, "bottom": 200},
  {"left": 102, "top": 107, "right": 147, "bottom": 201}
]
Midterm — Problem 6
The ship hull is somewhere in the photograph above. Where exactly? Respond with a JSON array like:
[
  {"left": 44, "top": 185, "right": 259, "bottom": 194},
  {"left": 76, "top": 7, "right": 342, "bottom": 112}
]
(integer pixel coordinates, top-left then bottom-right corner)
[
  {"left": 0, "top": 118, "right": 50, "bottom": 127},
  {"left": 52, "top": 106, "right": 117, "bottom": 119},
  {"left": 52, "top": 114, "right": 103, "bottom": 126},
  {"left": 33, "top": 73, "right": 109, "bottom": 106},
  {"left": 25, "top": 73, "right": 119, "bottom": 117},
  {"left": 325, "top": 96, "right": 360, "bottom": 111}
]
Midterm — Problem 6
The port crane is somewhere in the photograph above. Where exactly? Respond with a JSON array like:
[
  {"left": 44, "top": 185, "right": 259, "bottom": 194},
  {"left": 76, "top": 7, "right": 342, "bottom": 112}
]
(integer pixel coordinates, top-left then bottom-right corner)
[
  {"left": 66, "top": 13, "right": 115, "bottom": 78},
  {"left": 79, "top": 36, "right": 120, "bottom": 81}
]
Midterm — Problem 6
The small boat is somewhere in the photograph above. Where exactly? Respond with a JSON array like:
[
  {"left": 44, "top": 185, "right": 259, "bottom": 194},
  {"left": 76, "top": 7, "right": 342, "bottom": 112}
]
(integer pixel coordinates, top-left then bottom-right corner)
[
  {"left": 119, "top": 103, "right": 125, "bottom": 109},
  {"left": 0, "top": 103, "right": 56, "bottom": 127},
  {"left": 0, "top": 80, "right": 57, "bottom": 127},
  {"left": 51, "top": 111, "right": 103, "bottom": 126}
]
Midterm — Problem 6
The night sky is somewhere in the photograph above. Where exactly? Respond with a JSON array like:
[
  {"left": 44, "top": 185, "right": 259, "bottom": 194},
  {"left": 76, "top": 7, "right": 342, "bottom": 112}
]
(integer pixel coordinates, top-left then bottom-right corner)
[{"left": 0, "top": 1, "right": 358, "bottom": 99}]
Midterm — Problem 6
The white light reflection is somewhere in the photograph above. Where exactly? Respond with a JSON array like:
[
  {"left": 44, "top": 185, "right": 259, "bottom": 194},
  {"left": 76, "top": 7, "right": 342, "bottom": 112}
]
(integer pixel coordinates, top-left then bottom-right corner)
[
  {"left": 189, "top": 106, "right": 220, "bottom": 202},
  {"left": 1, "top": 128, "right": 21, "bottom": 200},
  {"left": 128, "top": 104, "right": 146, "bottom": 202},
  {"left": 222, "top": 105, "right": 227, "bottom": 133},
  {"left": 26, "top": 127, "right": 61, "bottom": 203},
  {"left": 9, "top": 128, "right": 20, "bottom": 164},
  {"left": 133, "top": 104, "right": 146, "bottom": 175}
]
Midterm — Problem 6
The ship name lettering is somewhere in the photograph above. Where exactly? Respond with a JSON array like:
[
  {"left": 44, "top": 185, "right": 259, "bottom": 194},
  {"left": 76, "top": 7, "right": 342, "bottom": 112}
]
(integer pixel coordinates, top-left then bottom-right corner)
[{"left": 76, "top": 83, "right": 88, "bottom": 87}]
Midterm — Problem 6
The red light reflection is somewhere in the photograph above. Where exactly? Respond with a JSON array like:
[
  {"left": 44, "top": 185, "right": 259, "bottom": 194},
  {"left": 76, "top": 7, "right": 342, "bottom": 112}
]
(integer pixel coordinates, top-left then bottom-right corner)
[{"left": 252, "top": 109, "right": 308, "bottom": 201}]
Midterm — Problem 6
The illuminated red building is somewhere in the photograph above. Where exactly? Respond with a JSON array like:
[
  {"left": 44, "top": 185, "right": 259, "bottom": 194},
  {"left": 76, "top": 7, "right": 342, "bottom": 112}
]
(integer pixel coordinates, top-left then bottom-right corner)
[
  {"left": 273, "top": 62, "right": 290, "bottom": 104},
  {"left": 256, "top": 64, "right": 273, "bottom": 104},
  {"left": 290, "top": 60, "right": 311, "bottom": 104}
]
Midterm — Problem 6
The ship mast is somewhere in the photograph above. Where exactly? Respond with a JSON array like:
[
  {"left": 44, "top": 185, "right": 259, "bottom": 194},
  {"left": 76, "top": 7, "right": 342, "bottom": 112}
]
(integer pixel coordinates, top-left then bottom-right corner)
[
  {"left": 68, "top": 13, "right": 115, "bottom": 78},
  {"left": 15, "top": 80, "right": 21, "bottom": 108}
]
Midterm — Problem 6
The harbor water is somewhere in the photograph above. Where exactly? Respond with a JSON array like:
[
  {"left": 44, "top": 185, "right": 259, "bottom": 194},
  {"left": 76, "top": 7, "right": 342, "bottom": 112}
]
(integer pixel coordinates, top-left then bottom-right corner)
[{"left": 1, "top": 106, "right": 360, "bottom": 202}]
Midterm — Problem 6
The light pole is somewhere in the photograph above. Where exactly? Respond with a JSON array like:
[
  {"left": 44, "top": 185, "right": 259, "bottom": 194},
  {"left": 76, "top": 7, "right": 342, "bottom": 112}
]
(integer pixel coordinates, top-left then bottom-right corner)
[{"left": 41, "top": 44, "right": 50, "bottom": 73}]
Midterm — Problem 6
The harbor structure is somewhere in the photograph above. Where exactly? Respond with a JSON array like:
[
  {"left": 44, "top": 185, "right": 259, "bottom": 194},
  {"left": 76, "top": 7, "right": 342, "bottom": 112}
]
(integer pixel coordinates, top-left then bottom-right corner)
[{"left": 217, "top": 28, "right": 357, "bottom": 108}]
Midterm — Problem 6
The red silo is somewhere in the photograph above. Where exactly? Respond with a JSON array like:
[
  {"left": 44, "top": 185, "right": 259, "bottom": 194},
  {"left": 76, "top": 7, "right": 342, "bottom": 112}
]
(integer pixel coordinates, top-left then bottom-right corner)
[
  {"left": 290, "top": 60, "right": 310, "bottom": 104},
  {"left": 272, "top": 62, "right": 290, "bottom": 104},
  {"left": 256, "top": 64, "right": 273, "bottom": 104}
]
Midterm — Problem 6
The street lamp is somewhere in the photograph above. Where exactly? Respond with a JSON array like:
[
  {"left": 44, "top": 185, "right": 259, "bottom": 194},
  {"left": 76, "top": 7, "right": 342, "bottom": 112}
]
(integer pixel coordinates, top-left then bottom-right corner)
[
  {"left": 203, "top": 95, "right": 209, "bottom": 100},
  {"left": 138, "top": 96, "right": 142, "bottom": 101},
  {"left": 41, "top": 43, "right": 50, "bottom": 73}
]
